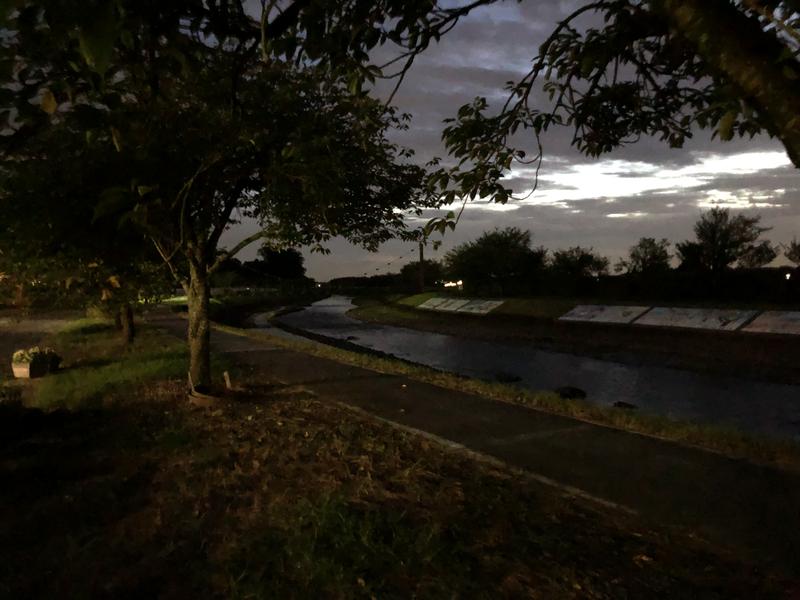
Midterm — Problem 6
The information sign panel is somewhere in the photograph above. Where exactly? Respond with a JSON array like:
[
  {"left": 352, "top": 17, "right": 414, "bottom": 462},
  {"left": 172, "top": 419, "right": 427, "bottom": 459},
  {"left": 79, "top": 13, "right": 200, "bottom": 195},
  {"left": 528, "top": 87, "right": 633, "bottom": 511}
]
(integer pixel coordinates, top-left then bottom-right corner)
[
  {"left": 418, "top": 297, "right": 450, "bottom": 311},
  {"left": 559, "top": 305, "right": 650, "bottom": 324},
  {"left": 635, "top": 307, "right": 757, "bottom": 331},
  {"left": 435, "top": 299, "right": 471, "bottom": 312},
  {"left": 456, "top": 300, "right": 505, "bottom": 315},
  {"left": 742, "top": 311, "right": 800, "bottom": 335}
]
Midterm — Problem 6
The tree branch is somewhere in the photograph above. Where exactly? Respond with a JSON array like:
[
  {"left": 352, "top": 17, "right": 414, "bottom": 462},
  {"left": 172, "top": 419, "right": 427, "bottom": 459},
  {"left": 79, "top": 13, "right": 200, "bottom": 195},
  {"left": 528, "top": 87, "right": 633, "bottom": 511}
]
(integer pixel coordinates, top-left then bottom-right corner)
[
  {"left": 208, "top": 229, "right": 271, "bottom": 274},
  {"left": 151, "top": 237, "right": 188, "bottom": 291},
  {"left": 205, "top": 185, "right": 245, "bottom": 262},
  {"left": 652, "top": 0, "right": 800, "bottom": 167},
  {"left": 258, "top": 0, "right": 312, "bottom": 54}
]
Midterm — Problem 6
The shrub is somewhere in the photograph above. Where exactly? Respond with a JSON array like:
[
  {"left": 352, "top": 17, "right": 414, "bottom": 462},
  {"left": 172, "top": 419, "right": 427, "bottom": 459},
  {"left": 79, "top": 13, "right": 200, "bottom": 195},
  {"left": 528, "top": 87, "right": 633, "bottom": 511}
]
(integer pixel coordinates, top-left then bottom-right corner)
[{"left": 12, "top": 347, "right": 61, "bottom": 371}]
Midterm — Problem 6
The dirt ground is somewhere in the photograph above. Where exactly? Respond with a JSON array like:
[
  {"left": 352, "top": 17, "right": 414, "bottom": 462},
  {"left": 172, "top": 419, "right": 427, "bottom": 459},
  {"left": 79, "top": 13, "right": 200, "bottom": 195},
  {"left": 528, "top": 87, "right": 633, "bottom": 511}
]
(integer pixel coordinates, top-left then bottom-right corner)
[{"left": 1, "top": 384, "right": 795, "bottom": 598}]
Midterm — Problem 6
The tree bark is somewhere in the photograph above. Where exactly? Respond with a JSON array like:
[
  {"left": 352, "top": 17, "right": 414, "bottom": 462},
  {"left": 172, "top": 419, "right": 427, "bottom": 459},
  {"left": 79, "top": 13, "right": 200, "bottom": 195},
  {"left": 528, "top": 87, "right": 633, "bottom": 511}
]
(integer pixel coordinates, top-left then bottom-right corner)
[
  {"left": 652, "top": 0, "right": 800, "bottom": 167},
  {"left": 120, "top": 303, "right": 135, "bottom": 345},
  {"left": 187, "top": 260, "right": 212, "bottom": 391},
  {"left": 13, "top": 283, "right": 25, "bottom": 307}
]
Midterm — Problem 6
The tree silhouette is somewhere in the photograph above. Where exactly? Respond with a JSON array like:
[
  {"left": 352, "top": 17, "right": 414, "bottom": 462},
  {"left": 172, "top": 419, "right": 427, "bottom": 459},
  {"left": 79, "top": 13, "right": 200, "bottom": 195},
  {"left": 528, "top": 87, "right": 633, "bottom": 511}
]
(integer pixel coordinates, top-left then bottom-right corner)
[
  {"left": 615, "top": 238, "right": 672, "bottom": 274},
  {"left": 784, "top": 238, "right": 800, "bottom": 266},
  {"left": 551, "top": 247, "right": 609, "bottom": 279},
  {"left": 444, "top": 227, "right": 547, "bottom": 295},
  {"left": 738, "top": 241, "right": 778, "bottom": 269},
  {"left": 676, "top": 208, "right": 772, "bottom": 272},
  {"left": 252, "top": 248, "right": 306, "bottom": 281}
]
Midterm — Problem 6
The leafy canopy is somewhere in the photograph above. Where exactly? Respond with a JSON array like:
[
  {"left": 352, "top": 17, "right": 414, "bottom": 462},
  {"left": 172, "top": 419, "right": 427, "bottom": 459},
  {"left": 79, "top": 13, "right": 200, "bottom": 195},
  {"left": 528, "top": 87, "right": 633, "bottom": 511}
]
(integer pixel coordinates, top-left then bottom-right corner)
[
  {"left": 785, "top": 238, "right": 800, "bottom": 266},
  {"left": 254, "top": 248, "right": 306, "bottom": 281},
  {"left": 551, "top": 246, "right": 610, "bottom": 279},
  {"left": 615, "top": 238, "right": 672, "bottom": 274},
  {"left": 676, "top": 208, "right": 774, "bottom": 272},
  {"left": 0, "top": 119, "right": 168, "bottom": 308},
  {"left": 444, "top": 227, "right": 547, "bottom": 293}
]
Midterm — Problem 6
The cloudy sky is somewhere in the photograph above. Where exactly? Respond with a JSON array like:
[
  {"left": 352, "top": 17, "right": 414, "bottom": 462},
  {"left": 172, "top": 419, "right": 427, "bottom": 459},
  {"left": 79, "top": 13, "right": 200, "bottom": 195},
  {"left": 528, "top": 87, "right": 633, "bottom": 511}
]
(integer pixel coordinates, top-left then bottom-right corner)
[{"left": 224, "top": 1, "right": 800, "bottom": 280}]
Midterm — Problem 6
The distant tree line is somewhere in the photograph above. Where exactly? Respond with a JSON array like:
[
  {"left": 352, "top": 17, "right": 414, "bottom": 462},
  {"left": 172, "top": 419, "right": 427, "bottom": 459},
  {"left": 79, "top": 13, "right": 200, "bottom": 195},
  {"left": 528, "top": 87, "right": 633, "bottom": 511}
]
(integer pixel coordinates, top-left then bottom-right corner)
[
  {"left": 331, "top": 208, "right": 800, "bottom": 303},
  {"left": 210, "top": 247, "right": 308, "bottom": 288}
]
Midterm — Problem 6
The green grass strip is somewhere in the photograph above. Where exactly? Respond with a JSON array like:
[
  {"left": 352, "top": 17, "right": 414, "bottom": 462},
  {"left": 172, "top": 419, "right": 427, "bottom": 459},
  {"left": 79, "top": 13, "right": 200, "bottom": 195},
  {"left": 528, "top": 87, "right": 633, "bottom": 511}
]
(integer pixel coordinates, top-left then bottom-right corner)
[{"left": 31, "top": 320, "right": 188, "bottom": 410}]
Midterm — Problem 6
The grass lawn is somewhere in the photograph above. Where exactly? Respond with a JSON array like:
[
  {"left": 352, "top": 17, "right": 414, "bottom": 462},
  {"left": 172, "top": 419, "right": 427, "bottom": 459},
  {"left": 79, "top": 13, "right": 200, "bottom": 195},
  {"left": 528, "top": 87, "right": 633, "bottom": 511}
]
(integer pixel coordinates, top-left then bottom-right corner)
[
  {"left": 28, "top": 319, "right": 189, "bottom": 410},
  {"left": 0, "top": 318, "right": 794, "bottom": 597}
]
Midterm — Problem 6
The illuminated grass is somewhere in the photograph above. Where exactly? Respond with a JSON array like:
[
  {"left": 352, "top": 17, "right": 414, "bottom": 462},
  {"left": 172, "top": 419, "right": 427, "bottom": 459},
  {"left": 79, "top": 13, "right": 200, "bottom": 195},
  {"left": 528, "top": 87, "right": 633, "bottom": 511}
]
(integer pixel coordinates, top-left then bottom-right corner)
[
  {"left": 31, "top": 322, "right": 188, "bottom": 410},
  {"left": 161, "top": 295, "right": 223, "bottom": 306},
  {"left": 395, "top": 292, "right": 440, "bottom": 307}
]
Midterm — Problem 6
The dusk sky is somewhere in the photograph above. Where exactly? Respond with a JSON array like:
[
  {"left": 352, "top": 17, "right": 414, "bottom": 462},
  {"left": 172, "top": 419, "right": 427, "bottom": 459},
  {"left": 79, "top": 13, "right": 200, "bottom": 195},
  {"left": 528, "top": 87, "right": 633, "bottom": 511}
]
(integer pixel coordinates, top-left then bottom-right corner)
[{"left": 223, "top": 0, "right": 800, "bottom": 280}]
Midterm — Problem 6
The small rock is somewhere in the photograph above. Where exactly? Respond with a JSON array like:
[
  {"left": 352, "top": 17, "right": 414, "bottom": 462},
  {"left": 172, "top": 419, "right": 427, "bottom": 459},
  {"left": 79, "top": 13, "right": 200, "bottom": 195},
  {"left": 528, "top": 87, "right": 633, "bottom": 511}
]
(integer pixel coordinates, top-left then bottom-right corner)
[
  {"left": 613, "top": 401, "right": 637, "bottom": 410},
  {"left": 495, "top": 372, "right": 522, "bottom": 383},
  {"left": 554, "top": 386, "right": 586, "bottom": 400}
]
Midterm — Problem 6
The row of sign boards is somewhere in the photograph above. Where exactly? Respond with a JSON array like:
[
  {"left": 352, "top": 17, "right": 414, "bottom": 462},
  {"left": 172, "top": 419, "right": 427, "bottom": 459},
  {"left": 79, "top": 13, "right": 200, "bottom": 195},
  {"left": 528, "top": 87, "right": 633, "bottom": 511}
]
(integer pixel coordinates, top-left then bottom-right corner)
[
  {"left": 559, "top": 304, "right": 800, "bottom": 335},
  {"left": 418, "top": 297, "right": 505, "bottom": 315},
  {"left": 416, "top": 297, "right": 800, "bottom": 334}
]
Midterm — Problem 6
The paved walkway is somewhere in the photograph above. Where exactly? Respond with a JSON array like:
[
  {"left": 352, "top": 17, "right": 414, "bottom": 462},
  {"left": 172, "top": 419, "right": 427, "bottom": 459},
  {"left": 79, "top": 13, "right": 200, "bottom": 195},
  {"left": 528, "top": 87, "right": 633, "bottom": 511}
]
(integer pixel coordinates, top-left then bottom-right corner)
[{"left": 154, "top": 315, "right": 800, "bottom": 576}]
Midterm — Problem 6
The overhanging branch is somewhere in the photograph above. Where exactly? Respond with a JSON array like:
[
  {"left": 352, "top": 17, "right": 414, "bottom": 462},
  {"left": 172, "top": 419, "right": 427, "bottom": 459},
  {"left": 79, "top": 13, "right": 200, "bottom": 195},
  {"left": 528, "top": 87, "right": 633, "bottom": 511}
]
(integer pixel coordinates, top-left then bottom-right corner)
[
  {"left": 151, "top": 237, "right": 188, "bottom": 290},
  {"left": 652, "top": 0, "right": 800, "bottom": 167},
  {"left": 209, "top": 230, "right": 270, "bottom": 274}
]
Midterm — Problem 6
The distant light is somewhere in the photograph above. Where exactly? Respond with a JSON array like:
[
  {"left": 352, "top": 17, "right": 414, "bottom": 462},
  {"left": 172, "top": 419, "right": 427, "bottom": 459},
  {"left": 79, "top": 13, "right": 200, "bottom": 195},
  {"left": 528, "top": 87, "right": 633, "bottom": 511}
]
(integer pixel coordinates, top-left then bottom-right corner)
[
  {"left": 457, "top": 280, "right": 463, "bottom": 286},
  {"left": 443, "top": 281, "right": 459, "bottom": 288},
  {"left": 786, "top": 273, "right": 792, "bottom": 281},
  {"left": 316, "top": 283, "right": 322, "bottom": 288}
]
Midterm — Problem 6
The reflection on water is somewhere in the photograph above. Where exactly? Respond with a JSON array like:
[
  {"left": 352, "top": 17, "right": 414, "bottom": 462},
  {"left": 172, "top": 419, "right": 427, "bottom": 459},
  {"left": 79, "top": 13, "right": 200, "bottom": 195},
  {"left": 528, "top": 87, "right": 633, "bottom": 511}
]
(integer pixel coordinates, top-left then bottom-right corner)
[{"left": 272, "top": 296, "right": 800, "bottom": 441}]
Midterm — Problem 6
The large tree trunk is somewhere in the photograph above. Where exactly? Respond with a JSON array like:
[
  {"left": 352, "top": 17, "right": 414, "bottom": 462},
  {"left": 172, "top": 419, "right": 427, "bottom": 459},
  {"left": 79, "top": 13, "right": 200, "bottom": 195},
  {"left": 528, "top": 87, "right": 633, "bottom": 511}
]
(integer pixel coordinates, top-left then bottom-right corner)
[
  {"left": 652, "top": 0, "right": 800, "bottom": 167},
  {"left": 187, "top": 261, "right": 212, "bottom": 391},
  {"left": 13, "top": 283, "right": 25, "bottom": 307},
  {"left": 120, "top": 303, "right": 135, "bottom": 345}
]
